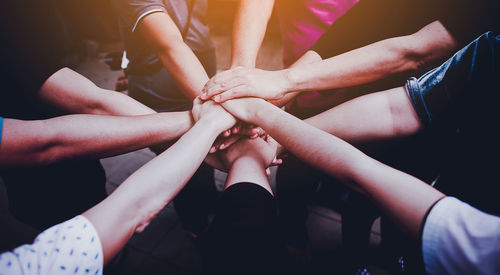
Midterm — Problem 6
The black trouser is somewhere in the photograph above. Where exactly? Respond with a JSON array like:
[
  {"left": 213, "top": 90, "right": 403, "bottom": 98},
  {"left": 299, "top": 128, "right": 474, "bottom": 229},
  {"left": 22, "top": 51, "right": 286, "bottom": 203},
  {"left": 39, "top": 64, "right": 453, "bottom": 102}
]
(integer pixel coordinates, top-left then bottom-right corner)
[
  {"left": 276, "top": 136, "right": 440, "bottom": 270},
  {"left": 276, "top": 154, "right": 379, "bottom": 265},
  {"left": 199, "top": 182, "right": 298, "bottom": 275}
]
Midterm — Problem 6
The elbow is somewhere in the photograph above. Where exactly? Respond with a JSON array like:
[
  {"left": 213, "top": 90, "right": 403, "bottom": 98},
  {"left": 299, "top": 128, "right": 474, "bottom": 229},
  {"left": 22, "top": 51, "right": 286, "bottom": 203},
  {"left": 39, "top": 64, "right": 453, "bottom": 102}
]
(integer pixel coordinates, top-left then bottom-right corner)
[
  {"left": 76, "top": 85, "right": 111, "bottom": 115},
  {"left": 398, "top": 35, "right": 429, "bottom": 72},
  {"left": 156, "top": 33, "right": 187, "bottom": 56},
  {"left": 33, "top": 125, "right": 68, "bottom": 165},
  {"left": 402, "top": 29, "right": 458, "bottom": 72}
]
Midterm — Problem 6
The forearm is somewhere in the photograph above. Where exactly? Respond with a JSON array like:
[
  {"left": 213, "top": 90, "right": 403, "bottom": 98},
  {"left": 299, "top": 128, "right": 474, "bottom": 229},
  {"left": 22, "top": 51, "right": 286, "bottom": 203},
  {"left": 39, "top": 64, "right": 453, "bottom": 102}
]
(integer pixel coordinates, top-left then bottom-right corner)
[
  {"left": 225, "top": 157, "right": 271, "bottom": 194},
  {"left": 39, "top": 68, "right": 156, "bottom": 116},
  {"left": 157, "top": 43, "right": 209, "bottom": 99},
  {"left": 0, "top": 112, "right": 193, "bottom": 167},
  {"left": 83, "top": 118, "right": 223, "bottom": 264},
  {"left": 138, "top": 12, "right": 209, "bottom": 100},
  {"left": 303, "top": 87, "right": 423, "bottom": 143},
  {"left": 252, "top": 103, "right": 443, "bottom": 238},
  {"left": 285, "top": 37, "right": 418, "bottom": 93},
  {"left": 231, "top": 0, "right": 275, "bottom": 68},
  {"left": 284, "top": 22, "right": 457, "bottom": 94},
  {"left": 269, "top": 50, "right": 322, "bottom": 107}
]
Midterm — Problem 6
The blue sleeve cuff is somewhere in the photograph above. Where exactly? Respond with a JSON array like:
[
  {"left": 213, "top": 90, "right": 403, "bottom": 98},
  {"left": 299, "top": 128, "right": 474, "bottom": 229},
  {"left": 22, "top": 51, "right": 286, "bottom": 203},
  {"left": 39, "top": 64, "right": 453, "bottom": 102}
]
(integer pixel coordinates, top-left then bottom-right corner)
[{"left": 0, "top": 117, "right": 4, "bottom": 145}]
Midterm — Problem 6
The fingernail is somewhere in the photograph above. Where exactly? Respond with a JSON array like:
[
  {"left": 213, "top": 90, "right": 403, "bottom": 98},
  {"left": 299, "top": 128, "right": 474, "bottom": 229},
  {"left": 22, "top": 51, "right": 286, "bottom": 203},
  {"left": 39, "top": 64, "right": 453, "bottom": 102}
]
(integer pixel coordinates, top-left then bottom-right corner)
[{"left": 219, "top": 144, "right": 225, "bottom": 150}]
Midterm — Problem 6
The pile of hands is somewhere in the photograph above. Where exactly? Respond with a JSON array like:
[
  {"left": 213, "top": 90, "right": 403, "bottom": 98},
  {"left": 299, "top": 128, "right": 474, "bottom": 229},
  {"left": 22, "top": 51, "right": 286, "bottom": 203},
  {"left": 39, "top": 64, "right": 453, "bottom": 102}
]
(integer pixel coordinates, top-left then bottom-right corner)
[{"left": 191, "top": 92, "right": 283, "bottom": 175}]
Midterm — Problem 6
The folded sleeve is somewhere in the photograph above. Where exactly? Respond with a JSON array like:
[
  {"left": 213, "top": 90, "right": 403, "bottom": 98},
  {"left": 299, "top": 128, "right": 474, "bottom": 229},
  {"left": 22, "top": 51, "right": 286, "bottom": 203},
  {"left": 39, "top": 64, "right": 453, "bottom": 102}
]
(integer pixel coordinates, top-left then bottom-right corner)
[
  {"left": 0, "top": 215, "right": 103, "bottom": 275},
  {"left": 404, "top": 31, "right": 500, "bottom": 131},
  {"left": 113, "top": 0, "right": 167, "bottom": 32},
  {"left": 422, "top": 197, "right": 500, "bottom": 275}
]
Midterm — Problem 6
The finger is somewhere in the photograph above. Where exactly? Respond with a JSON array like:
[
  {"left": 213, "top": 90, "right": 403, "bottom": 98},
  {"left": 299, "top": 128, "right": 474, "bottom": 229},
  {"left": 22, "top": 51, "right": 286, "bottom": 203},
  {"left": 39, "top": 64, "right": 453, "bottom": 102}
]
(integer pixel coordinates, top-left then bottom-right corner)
[
  {"left": 218, "top": 135, "right": 241, "bottom": 150},
  {"left": 246, "top": 127, "right": 265, "bottom": 139},
  {"left": 205, "top": 77, "right": 247, "bottom": 100},
  {"left": 232, "top": 122, "right": 242, "bottom": 134},
  {"left": 222, "top": 129, "right": 232, "bottom": 137},
  {"left": 237, "top": 124, "right": 258, "bottom": 136},
  {"left": 193, "top": 96, "right": 202, "bottom": 105},
  {"left": 201, "top": 71, "right": 239, "bottom": 98},
  {"left": 212, "top": 138, "right": 225, "bottom": 151},
  {"left": 257, "top": 128, "right": 267, "bottom": 138},
  {"left": 213, "top": 85, "right": 252, "bottom": 103},
  {"left": 271, "top": 157, "right": 283, "bottom": 166}
]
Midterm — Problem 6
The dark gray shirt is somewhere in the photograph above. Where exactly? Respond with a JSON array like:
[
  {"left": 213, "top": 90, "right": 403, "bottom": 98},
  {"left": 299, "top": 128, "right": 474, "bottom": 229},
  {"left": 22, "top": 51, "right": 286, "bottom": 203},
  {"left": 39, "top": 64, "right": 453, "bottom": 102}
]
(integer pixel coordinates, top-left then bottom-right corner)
[{"left": 113, "top": 0, "right": 214, "bottom": 74}]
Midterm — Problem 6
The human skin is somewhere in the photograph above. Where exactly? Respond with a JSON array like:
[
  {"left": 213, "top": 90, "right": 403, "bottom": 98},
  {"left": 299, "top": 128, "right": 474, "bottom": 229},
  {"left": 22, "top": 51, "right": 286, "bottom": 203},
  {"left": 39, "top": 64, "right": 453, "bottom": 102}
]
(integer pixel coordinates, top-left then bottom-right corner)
[{"left": 220, "top": 97, "right": 444, "bottom": 240}]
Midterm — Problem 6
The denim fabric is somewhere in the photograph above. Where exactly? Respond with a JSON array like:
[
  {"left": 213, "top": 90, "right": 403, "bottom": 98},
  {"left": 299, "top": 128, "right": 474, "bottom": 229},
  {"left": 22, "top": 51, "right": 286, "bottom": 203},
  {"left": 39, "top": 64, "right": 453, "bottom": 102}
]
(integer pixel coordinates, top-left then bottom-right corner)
[{"left": 405, "top": 31, "right": 500, "bottom": 130}]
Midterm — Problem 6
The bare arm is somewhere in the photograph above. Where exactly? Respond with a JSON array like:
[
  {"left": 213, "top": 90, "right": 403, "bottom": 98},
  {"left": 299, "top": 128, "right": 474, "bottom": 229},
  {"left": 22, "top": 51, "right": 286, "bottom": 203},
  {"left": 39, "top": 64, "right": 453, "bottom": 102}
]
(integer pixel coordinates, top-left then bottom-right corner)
[
  {"left": 304, "top": 87, "right": 424, "bottom": 143},
  {"left": 214, "top": 86, "right": 422, "bottom": 151},
  {"left": 201, "top": 21, "right": 458, "bottom": 103},
  {"left": 222, "top": 98, "right": 444, "bottom": 239},
  {"left": 201, "top": 50, "right": 321, "bottom": 105},
  {"left": 38, "top": 68, "right": 156, "bottom": 116},
  {"left": 136, "top": 12, "right": 210, "bottom": 99},
  {"left": 231, "top": 0, "right": 275, "bottom": 68},
  {"left": 82, "top": 101, "right": 236, "bottom": 265},
  {"left": 285, "top": 21, "right": 457, "bottom": 92},
  {"left": 0, "top": 112, "right": 193, "bottom": 167},
  {"left": 222, "top": 137, "right": 279, "bottom": 194}
]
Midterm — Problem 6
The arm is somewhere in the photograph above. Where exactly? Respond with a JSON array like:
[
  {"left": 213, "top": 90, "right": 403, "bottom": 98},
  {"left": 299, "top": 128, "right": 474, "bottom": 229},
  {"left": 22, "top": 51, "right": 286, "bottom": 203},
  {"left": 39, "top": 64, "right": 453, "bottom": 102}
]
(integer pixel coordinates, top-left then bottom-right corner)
[
  {"left": 0, "top": 112, "right": 193, "bottom": 167},
  {"left": 303, "top": 87, "right": 424, "bottom": 143},
  {"left": 38, "top": 68, "right": 156, "bottom": 116},
  {"left": 285, "top": 21, "right": 457, "bottom": 92},
  {"left": 201, "top": 21, "right": 458, "bottom": 103},
  {"left": 222, "top": 98, "right": 444, "bottom": 239},
  {"left": 213, "top": 86, "right": 422, "bottom": 150},
  {"left": 230, "top": 0, "right": 275, "bottom": 68},
  {"left": 221, "top": 137, "right": 279, "bottom": 195},
  {"left": 201, "top": 50, "right": 322, "bottom": 106},
  {"left": 82, "top": 100, "right": 235, "bottom": 265},
  {"left": 136, "top": 12, "right": 210, "bottom": 99}
]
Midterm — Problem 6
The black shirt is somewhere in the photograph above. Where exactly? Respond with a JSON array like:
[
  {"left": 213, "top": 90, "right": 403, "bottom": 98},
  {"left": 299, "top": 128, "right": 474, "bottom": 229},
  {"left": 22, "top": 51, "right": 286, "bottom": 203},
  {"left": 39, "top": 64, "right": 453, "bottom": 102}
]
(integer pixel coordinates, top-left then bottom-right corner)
[{"left": 0, "top": 0, "right": 67, "bottom": 118}]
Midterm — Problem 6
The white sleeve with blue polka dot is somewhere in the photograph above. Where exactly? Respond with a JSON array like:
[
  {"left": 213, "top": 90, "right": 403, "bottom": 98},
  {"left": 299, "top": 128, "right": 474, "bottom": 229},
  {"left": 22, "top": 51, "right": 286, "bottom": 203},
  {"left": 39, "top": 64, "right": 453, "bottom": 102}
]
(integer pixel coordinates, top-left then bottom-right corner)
[{"left": 0, "top": 215, "right": 103, "bottom": 275}]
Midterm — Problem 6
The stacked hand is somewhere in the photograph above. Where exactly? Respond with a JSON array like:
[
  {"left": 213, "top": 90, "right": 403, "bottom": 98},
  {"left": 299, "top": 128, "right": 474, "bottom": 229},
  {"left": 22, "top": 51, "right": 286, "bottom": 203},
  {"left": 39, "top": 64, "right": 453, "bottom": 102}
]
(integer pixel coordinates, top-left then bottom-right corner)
[
  {"left": 200, "top": 67, "right": 290, "bottom": 103},
  {"left": 194, "top": 96, "right": 283, "bottom": 172},
  {"left": 191, "top": 97, "right": 236, "bottom": 130},
  {"left": 225, "top": 135, "right": 280, "bottom": 170}
]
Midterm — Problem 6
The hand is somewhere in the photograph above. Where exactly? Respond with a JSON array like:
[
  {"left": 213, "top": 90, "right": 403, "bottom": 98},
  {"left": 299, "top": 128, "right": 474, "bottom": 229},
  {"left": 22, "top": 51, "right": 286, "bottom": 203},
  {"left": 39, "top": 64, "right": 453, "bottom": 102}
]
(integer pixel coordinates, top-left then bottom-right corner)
[
  {"left": 219, "top": 135, "right": 281, "bottom": 169},
  {"left": 200, "top": 67, "right": 290, "bottom": 103},
  {"left": 191, "top": 97, "right": 237, "bottom": 131},
  {"left": 219, "top": 97, "right": 269, "bottom": 123},
  {"left": 209, "top": 124, "right": 266, "bottom": 153}
]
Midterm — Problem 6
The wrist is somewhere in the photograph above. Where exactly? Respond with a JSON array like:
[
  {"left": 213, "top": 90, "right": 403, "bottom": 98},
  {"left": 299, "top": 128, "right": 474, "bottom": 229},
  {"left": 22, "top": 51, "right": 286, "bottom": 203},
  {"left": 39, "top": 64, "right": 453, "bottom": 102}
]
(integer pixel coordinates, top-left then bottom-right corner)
[
  {"left": 232, "top": 155, "right": 267, "bottom": 171},
  {"left": 281, "top": 69, "right": 295, "bottom": 94},
  {"left": 230, "top": 58, "right": 255, "bottom": 69},
  {"left": 198, "top": 115, "right": 232, "bottom": 134},
  {"left": 251, "top": 101, "right": 276, "bottom": 125}
]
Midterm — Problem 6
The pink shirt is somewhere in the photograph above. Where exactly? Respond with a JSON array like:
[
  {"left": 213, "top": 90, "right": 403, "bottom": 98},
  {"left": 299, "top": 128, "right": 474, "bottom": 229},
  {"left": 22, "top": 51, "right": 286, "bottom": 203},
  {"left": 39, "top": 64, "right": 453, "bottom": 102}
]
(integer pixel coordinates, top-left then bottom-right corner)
[{"left": 275, "top": 0, "right": 358, "bottom": 110}]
